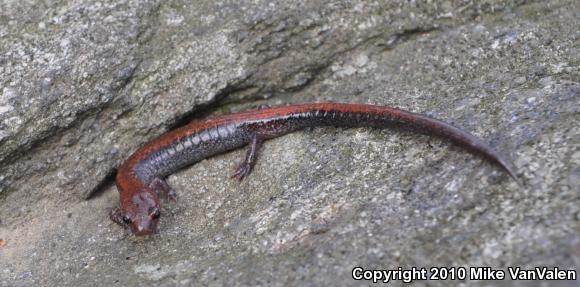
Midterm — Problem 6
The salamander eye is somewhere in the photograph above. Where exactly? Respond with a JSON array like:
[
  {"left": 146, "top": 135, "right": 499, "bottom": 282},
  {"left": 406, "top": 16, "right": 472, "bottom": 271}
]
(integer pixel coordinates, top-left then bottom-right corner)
[
  {"left": 122, "top": 215, "right": 132, "bottom": 224},
  {"left": 151, "top": 208, "right": 161, "bottom": 219}
]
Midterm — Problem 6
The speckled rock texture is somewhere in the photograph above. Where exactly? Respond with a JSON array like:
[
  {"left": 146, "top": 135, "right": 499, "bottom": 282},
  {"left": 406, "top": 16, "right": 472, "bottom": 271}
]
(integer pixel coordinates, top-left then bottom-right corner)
[{"left": 0, "top": 0, "right": 578, "bottom": 286}]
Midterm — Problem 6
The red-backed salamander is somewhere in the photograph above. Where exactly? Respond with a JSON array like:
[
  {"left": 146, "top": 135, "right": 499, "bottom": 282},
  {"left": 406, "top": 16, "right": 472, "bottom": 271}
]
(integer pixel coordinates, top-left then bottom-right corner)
[{"left": 111, "top": 103, "right": 518, "bottom": 236}]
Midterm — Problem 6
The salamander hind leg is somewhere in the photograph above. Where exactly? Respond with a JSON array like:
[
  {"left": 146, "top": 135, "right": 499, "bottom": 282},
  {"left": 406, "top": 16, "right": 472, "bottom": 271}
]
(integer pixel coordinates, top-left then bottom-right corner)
[
  {"left": 232, "top": 134, "right": 264, "bottom": 181},
  {"left": 150, "top": 177, "right": 177, "bottom": 202}
]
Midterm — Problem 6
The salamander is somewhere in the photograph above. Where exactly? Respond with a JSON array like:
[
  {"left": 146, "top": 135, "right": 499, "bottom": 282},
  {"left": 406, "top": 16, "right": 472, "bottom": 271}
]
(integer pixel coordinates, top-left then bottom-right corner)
[{"left": 111, "top": 103, "right": 518, "bottom": 236}]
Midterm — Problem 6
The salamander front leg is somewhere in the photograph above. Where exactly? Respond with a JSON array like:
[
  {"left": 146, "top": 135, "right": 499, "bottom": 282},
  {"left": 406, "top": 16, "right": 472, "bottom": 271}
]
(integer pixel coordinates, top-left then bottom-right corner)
[
  {"left": 110, "top": 207, "right": 129, "bottom": 228},
  {"left": 150, "top": 177, "right": 177, "bottom": 202},
  {"left": 232, "top": 134, "right": 264, "bottom": 181}
]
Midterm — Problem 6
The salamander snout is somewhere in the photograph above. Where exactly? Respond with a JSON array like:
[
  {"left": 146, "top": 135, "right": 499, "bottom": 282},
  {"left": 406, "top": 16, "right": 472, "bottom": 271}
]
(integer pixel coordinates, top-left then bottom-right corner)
[
  {"left": 111, "top": 204, "right": 161, "bottom": 236},
  {"left": 122, "top": 203, "right": 160, "bottom": 236},
  {"left": 112, "top": 190, "right": 162, "bottom": 236},
  {"left": 128, "top": 208, "right": 160, "bottom": 236}
]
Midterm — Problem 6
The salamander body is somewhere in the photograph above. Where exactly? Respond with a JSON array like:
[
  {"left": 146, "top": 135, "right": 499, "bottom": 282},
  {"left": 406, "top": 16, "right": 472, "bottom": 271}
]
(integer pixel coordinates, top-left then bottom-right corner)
[{"left": 112, "top": 103, "right": 518, "bottom": 236}]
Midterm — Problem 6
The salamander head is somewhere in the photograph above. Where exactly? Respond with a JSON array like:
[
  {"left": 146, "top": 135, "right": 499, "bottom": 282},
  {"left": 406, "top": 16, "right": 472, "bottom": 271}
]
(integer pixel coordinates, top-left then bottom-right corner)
[{"left": 114, "top": 189, "right": 161, "bottom": 236}]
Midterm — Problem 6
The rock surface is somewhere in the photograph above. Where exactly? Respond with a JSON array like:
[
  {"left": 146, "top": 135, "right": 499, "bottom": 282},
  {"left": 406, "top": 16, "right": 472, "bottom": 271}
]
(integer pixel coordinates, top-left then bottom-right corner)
[{"left": 0, "top": 0, "right": 578, "bottom": 286}]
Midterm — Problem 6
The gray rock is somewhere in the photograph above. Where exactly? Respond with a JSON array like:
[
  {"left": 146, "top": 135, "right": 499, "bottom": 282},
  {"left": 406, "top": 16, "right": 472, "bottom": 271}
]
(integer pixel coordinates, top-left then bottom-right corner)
[{"left": 0, "top": 0, "right": 578, "bottom": 286}]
